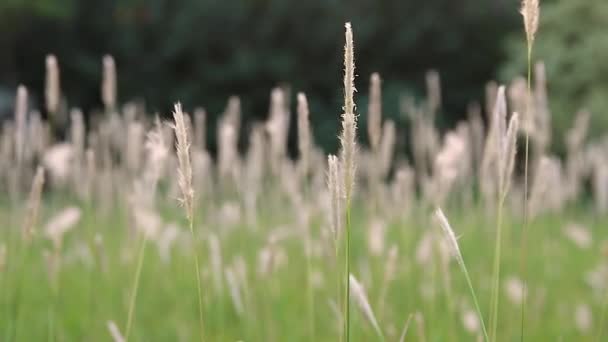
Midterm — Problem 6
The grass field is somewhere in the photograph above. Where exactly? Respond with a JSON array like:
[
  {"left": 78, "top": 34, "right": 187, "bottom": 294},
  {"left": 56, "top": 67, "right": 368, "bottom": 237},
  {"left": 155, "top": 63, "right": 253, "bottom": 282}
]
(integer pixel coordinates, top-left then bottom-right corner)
[
  {"left": 1, "top": 194, "right": 606, "bottom": 341},
  {"left": 3, "top": 3, "right": 608, "bottom": 341}
]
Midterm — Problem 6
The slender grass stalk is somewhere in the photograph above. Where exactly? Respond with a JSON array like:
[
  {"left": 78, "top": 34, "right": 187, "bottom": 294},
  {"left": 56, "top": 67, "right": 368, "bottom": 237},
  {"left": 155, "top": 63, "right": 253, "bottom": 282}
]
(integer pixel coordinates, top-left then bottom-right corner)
[
  {"left": 339, "top": 21, "right": 357, "bottom": 342},
  {"left": 519, "top": 45, "right": 532, "bottom": 342},
  {"left": 434, "top": 208, "right": 489, "bottom": 342},
  {"left": 489, "top": 199, "right": 504, "bottom": 342},
  {"left": 344, "top": 204, "right": 352, "bottom": 342},
  {"left": 124, "top": 236, "right": 147, "bottom": 342},
  {"left": 398, "top": 314, "right": 414, "bottom": 342},
  {"left": 172, "top": 103, "right": 205, "bottom": 341},
  {"left": 188, "top": 216, "right": 205, "bottom": 342},
  {"left": 519, "top": 0, "right": 539, "bottom": 338},
  {"left": 305, "top": 228, "right": 315, "bottom": 341}
]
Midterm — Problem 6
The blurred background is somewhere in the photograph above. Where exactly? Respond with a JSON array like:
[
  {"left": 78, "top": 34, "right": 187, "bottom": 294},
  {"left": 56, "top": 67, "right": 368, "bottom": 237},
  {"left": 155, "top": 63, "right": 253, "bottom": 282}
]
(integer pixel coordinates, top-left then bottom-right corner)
[{"left": 0, "top": 0, "right": 600, "bottom": 153}]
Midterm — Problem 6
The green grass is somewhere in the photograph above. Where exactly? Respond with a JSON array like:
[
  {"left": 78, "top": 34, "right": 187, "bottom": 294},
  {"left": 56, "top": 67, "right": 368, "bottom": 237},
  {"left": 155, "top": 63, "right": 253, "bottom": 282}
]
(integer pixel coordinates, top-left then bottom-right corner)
[{"left": 0, "top": 197, "right": 605, "bottom": 341}]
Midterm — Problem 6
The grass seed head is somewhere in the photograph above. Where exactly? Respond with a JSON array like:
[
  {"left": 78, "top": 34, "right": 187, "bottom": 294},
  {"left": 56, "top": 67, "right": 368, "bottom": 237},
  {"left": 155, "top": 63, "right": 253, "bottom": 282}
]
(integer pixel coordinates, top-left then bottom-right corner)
[{"left": 45, "top": 54, "right": 60, "bottom": 113}]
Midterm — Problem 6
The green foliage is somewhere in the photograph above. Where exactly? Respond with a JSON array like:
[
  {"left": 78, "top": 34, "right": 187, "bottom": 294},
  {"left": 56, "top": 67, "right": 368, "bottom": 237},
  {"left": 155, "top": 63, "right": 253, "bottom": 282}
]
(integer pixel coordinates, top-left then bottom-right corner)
[{"left": 501, "top": 0, "right": 608, "bottom": 146}]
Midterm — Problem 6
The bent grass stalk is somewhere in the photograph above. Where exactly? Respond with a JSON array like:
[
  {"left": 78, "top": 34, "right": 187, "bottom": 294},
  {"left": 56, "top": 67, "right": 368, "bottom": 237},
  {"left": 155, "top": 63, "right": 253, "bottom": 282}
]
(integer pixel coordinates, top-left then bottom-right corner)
[
  {"left": 125, "top": 236, "right": 147, "bottom": 342},
  {"left": 489, "top": 201, "right": 504, "bottom": 342},
  {"left": 435, "top": 208, "right": 489, "bottom": 342},
  {"left": 189, "top": 216, "right": 205, "bottom": 342}
]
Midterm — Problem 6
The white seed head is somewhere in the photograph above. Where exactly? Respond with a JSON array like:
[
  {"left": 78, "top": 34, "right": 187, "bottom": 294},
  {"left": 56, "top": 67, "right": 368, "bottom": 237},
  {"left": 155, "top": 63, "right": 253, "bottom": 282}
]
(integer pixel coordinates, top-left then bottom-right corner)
[
  {"left": 500, "top": 112, "right": 519, "bottom": 197},
  {"left": 297, "top": 92, "right": 311, "bottom": 172},
  {"left": 368, "top": 72, "right": 382, "bottom": 150},
  {"left": 102, "top": 55, "right": 117, "bottom": 110},
  {"left": 327, "top": 154, "right": 342, "bottom": 243},
  {"left": 171, "top": 103, "right": 194, "bottom": 220},
  {"left": 14, "top": 85, "right": 28, "bottom": 165},
  {"left": 521, "top": 0, "right": 540, "bottom": 45},
  {"left": 340, "top": 22, "right": 358, "bottom": 202},
  {"left": 22, "top": 166, "right": 45, "bottom": 242},
  {"left": 45, "top": 54, "right": 60, "bottom": 113}
]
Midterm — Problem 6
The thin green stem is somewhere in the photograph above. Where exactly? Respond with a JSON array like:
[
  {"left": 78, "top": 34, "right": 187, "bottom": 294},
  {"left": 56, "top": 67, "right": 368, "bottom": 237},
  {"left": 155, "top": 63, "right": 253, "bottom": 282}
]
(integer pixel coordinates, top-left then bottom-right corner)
[
  {"left": 344, "top": 203, "right": 352, "bottom": 342},
  {"left": 490, "top": 198, "right": 505, "bottom": 342},
  {"left": 519, "top": 44, "right": 532, "bottom": 342},
  {"left": 305, "top": 237, "right": 315, "bottom": 341},
  {"left": 188, "top": 216, "right": 205, "bottom": 342},
  {"left": 461, "top": 262, "right": 490, "bottom": 342},
  {"left": 125, "top": 236, "right": 147, "bottom": 342}
]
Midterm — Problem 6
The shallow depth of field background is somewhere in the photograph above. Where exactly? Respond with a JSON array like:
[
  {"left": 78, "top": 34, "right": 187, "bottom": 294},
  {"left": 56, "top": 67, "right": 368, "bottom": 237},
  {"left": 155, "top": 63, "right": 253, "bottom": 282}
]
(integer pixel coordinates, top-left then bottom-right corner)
[{"left": 1, "top": 0, "right": 608, "bottom": 341}]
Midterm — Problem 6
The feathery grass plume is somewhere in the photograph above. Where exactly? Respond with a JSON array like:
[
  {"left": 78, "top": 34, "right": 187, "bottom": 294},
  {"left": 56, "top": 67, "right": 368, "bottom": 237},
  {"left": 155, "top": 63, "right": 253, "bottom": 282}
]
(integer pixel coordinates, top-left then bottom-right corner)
[
  {"left": 340, "top": 22, "right": 357, "bottom": 203},
  {"left": 70, "top": 109, "right": 85, "bottom": 161},
  {"left": 379, "top": 120, "right": 396, "bottom": 179},
  {"left": 327, "top": 155, "right": 342, "bottom": 244},
  {"left": 349, "top": 274, "right": 384, "bottom": 340},
  {"left": 14, "top": 85, "right": 27, "bottom": 166},
  {"left": 244, "top": 125, "right": 265, "bottom": 223},
  {"left": 70, "top": 109, "right": 85, "bottom": 196},
  {"left": 480, "top": 86, "right": 507, "bottom": 210},
  {"left": 297, "top": 92, "right": 311, "bottom": 176},
  {"left": 367, "top": 73, "right": 382, "bottom": 151},
  {"left": 144, "top": 118, "right": 169, "bottom": 189},
  {"left": 171, "top": 103, "right": 204, "bottom": 341},
  {"left": 27, "top": 110, "right": 46, "bottom": 160},
  {"left": 520, "top": 0, "right": 539, "bottom": 47},
  {"left": 22, "top": 166, "right": 45, "bottom": 242},
  {"left": 45, "top": 54, "right": 60, "bottom": 114},
  {"left": 218, "top": 97, "right": 240, "bottom": 182},
  {"left": 434, "top": 208, "right": 489, "bottom": 342},
  {"left": 266, "top": 88, "right": 289, "bottom": 174},
  {"left": 102, "top": 55, "right": 117, "bottom": 111},
  {"left": 107, "top": 321, "right": 126, "bottom": 342},
  {"left": 126, "top": 121, "right": 144, "bottom": 176},
  {"left": 171, "top": 103, "right": 194, "bottom": 220},
  {"left": 501, "top": 113, "right": 519, "bottom": 195}
]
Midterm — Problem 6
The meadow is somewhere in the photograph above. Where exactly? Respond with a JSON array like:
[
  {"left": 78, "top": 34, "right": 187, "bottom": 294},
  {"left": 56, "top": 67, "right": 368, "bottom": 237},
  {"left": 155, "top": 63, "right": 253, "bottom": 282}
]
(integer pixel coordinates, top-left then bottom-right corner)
[{"left": 3, "top": 1, "right": 608, "bottom": 341}]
